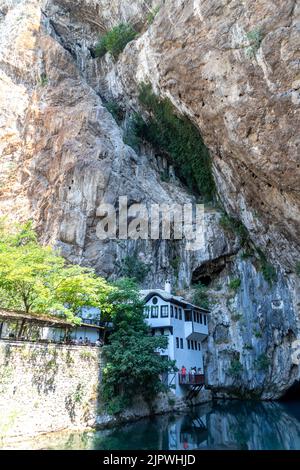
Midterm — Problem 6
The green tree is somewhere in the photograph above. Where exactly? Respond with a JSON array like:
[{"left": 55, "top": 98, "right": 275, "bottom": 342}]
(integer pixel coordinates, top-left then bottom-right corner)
[
  {"left": 0, "top": 220, "right": 112, "bottom": 324},
  {"left": 101, "top": 279, "right": 176, "bottom": 414}
]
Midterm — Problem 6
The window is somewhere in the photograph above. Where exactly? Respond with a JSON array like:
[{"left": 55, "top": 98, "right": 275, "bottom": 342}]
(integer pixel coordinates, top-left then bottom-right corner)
[
  {"left": 179, "top": 308, "right": 182, "bottom": 320},
  {"left": 185, "top": 310, "right": 192, "bottom": 321},
  {"left": 161, "top": 305, "right": 169, "bottom": 318},
  {"left": 204, "top": 315, "right": 207, "bottom": 325},
  {"left": 200, "top": 313, "right": 203, "bottom": 324},
  {"left": 170, "top": 305, "right": 174, "bottom": 317},
  {"left": 175, "top": 307, "right": 178, "bottom": 319},
  {"left": 151, "top": 306, "right": 159, "bottom": 318},
  {"left": 152, "top": 297, "right": 158, "bottom": 305},
  {"left": 144, "top": 306, "right": 150, "bottom": 318},
  {"left": 198, "top": 342, "right": 201, "bottom": 351},
  {"left": 143, "top": 306, "right": 150, "bottom": 318},
  {"left": 191, "top": 340, "right": 194, "bottom": 350},
  {"left": 187, "top": 340, "right": 190, "bottom": 349},
  {"left": 180, "top": 338, "right": 183, "bottom": 349},
  {"left": 196, "top": 312, "right": 199, "bottom": 323},
  {"left": 176, "top": 337, "right": 179, "bottom": 348},
  {"left": 193, "top": 311, "right": 197, "bottom": 322}
]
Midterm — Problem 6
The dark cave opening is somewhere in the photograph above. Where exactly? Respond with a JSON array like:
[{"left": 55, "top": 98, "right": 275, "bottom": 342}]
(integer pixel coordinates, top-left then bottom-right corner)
[
  {"left": 192, "top": 256, "right": 231, "bottom": 286},
  {"left": 196, "top": 275, "right": 212, "bottom": 286},
  {"left": 280, "top": 380, "right": 300, "bottom": 402}
]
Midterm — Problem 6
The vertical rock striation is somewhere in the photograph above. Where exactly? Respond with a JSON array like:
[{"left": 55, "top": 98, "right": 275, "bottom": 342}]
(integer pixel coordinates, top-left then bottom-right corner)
[{"left": 0, "top": 0, "right": 299, "bottom": 398}]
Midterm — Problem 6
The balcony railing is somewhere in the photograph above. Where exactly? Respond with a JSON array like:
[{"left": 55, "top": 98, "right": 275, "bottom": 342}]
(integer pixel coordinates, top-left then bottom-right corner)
[{"left": 178, "top": 373, "right": 205, "bottom": 386}]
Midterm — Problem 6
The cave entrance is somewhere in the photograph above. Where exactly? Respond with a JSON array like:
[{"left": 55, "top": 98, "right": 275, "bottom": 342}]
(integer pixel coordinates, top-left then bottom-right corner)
[
  {"left": 280, "top": 380, "right": 300, "bottom": 402},
  {"left": 197, "top": 275, "right": 212, "bottom": 286},
  {"left": 192, "top": 256, "right": 230, "bottom": 286}
]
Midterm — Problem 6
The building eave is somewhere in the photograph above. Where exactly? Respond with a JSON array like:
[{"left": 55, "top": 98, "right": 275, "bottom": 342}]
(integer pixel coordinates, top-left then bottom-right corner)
[
  {"left": 0, "top": 309, "right": 105, "bottom": 330},
  {"left": 141, "top": 291, "right": 210, "bottom": 313}
]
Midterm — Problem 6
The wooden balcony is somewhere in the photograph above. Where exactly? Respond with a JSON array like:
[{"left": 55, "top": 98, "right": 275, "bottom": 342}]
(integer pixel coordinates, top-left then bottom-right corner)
[{"left": 178, "top": 373, "right": 205, "bottom": 386}]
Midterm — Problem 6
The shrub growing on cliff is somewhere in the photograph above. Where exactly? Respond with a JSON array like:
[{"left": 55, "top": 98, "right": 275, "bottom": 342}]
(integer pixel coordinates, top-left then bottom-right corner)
[
  {"left": 123, "top": 112, "right": 144, "bottom": 150},
  {"left": 228, "top": 278, "right": 241, "bottom": 292},
  {"left": 119, "top": 255, "right": 149, "bottom": 284},
  {"left": 228, "top": 359, "right": 243, "bottom": 378},
  {"left": 254, "top": 353, "right": 270, "bottom": 372},
  {"left": 101, "top": 279, "right": 176, "bottom": 414},
  {"left": 136, "top": 83, "right": 215, "bottom": 201},
  {"left": 192, "top": 282, "right": 210, "bottom": 310},
  {"left": 219, "top": 213, "right": 249, "bottom": 247},
  {"left": 246, "top": 28, "right": 263, "bottom": 58},
  {"left": 256, "top": 249, "right": 277, "bottom": 285},
  {"left": 95, "top": 23, "right": 137, "bottom": 59},
  {"left": 104, "top": 100, "right": 124, "bottom": 124}
]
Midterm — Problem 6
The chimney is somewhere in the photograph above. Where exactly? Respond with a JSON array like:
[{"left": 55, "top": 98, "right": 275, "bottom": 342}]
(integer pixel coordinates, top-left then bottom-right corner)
[{"left": 164, "top": 280, "right": 171, "bottom": 294}]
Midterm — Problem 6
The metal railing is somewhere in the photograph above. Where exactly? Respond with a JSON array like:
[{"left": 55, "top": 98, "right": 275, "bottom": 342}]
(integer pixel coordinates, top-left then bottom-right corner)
[{"left": 178, "top": 373, "right": 205, "bottom": 385}]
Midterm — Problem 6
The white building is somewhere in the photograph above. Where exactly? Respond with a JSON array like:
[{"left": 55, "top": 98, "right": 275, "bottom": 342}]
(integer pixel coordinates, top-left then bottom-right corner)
[
  {"left": 0, "top": 309, "right": 102, "bottom": 345},
  {"left": 141, "top": 281, "right": 209, "bottom": 397}
]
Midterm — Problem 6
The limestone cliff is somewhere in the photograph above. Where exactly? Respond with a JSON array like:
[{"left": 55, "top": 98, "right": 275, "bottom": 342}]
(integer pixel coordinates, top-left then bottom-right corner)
[{"left": 0, "top": 0, "right": 299, "bottom": 399}]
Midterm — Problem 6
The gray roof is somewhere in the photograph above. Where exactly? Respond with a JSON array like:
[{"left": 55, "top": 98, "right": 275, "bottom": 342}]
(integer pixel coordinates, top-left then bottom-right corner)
[
  {"left": 0, "top": 309, "right": 103, "bottom": 329},
  {"left": 140, "top": 289, "right": 209, "bottom": 313}
]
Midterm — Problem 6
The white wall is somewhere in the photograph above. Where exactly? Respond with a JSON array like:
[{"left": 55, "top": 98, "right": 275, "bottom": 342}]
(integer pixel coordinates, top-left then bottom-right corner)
[
  {"left": 71, "top": 327, "right": 100, "bottom": 343},
  {"left": 145, "top": 296, "right": 206, "bottom": 397}
]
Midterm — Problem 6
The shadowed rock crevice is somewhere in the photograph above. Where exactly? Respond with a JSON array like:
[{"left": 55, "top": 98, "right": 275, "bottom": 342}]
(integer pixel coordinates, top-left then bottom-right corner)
[{"left": 192, "top": 255, "right": 234, "bottom": 286}]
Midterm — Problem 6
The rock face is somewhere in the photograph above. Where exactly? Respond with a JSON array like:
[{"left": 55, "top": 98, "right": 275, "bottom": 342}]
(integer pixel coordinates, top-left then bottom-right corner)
[
  {"left": 113, "top": 0, "right": 300, "bottom": 271},
  {"left": 204, "top": 257, "right": 299, "bottom": 399},
  {"left": 0, "top": 0, "right": 234, "bottom": 286},
  {"left": 0, "top": 0, "right": 299, "bottom": 399}
]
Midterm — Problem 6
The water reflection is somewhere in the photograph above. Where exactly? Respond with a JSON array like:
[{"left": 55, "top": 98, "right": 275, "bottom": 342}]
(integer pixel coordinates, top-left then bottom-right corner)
[{"left": 5, "top": 400, "right": 300, "bottom": 450}]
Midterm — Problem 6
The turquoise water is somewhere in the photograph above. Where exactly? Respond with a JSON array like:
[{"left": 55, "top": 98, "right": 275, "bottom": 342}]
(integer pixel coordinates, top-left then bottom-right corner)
[{"left": 9, "top": 400, "right": 300, "bottom": 450}]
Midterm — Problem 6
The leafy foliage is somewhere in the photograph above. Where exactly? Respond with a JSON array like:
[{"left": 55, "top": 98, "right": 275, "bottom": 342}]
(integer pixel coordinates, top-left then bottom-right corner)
[
  {"left": 192, "top": 282, "right": 210, "bottom": 310},
  {"left": 253, "top": 328, "right": 263, "bottom": 339},
  {"left": 219, "top": 213, "right": 249, "bottom": 246},
  {"left": 170, "top": 256, "right": 180, "bottom": 276},
  {"left": 246, "top": 28, "right": 263, "bottom": 58},
  {"left": 101, "top": 279, "right": 176, "bottom": 413},
  {"left": 256, "top": 249, "right": 277, "bottom": 284},
  {"left": 119, "top": 256, "right": 149, "bottom": 284},
  {"left": 228, "top": 359, "right": 243, "bottom": 378},
  {"left": 228, "top": 278, "right": 241, "bottom": 291},
  {"left": 104, "top": 101, "right": 124, "bottom": 124},
  {"left": 254, "top": 353, "right": 270, "bottom": 371},
  {"left": 123, "top": 113, "right": 144, "bottom": 150},
  {"left": 296, "top": 262, "right": 300, "bottom": 277},
  {"left": 136, "top": 83, "right": 215, "bottom": 201},
  {"left": 0, "top": 220, "right": 112, "bottom": 322},
  {"left": 95, "top": 23, "right": 137, "bottom": 59},
  {"left": 38, "top": 73, "right": 48, "bottom": 87}
]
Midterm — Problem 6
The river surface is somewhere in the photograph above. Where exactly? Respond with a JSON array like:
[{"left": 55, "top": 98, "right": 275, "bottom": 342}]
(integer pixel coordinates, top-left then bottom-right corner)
[{"left": 5, "top": 400, "right": 300, "bottom": 450}]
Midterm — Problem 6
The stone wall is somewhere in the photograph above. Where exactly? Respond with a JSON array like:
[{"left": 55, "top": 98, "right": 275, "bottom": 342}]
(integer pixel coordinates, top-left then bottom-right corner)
[
  {"left": 0, "top": 340, "right": 102, "bottom": 443},
  {"left": 0, "top": 339, "right": 212, "bottom": 446}
]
